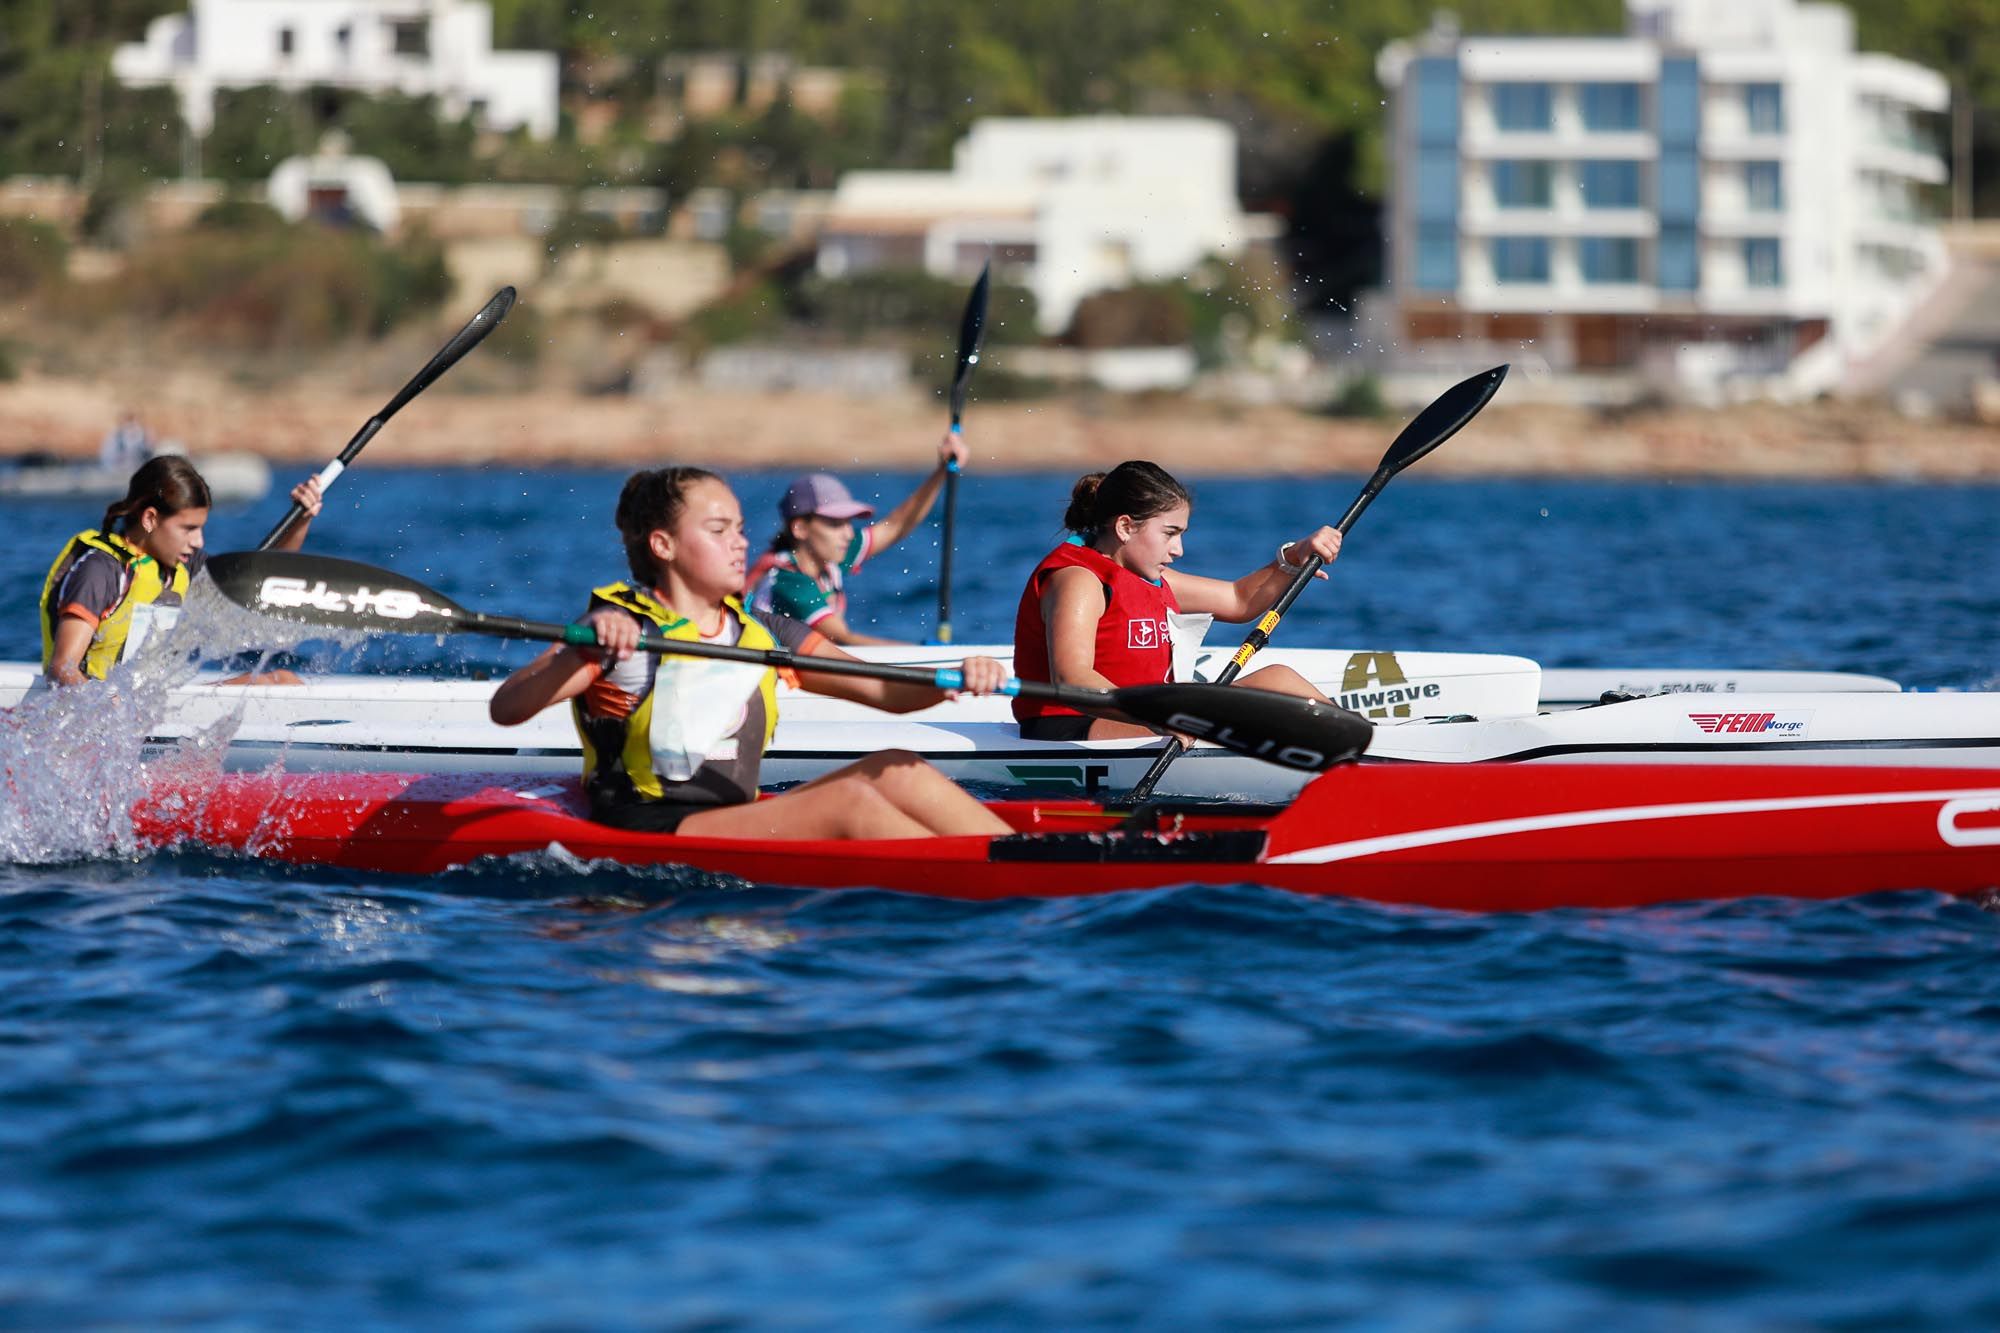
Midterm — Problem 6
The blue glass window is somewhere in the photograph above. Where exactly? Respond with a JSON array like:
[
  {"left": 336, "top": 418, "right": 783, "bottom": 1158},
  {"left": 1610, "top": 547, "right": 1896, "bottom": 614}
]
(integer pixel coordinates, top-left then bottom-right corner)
[
  {"left": 1414, "top": 59, "right": 1461, "bottom": 147},
  {"left": 1491, "top": 236, "right": 1551, "bottom": 283},
  {"left": 1659, "top": 226, "right": 1699, "bottom": 290},
  {"left": 1492, "top": 83, "right": 1553, "bottom": 132},
  {"left": 1658, "top": 156, "right": 1699, "bottom": 223},
  {"left": 1579, "top": 83, "right": 1643, "bottom": 131},
  {"left": 1745, "top": 84, "right": 1784, "bottom": 134},
  {"left": 1745, "top": 161, "right": 1783, "bottom": 211},
  {"left": 1744, "top": 237, "right": 1783, "bottom": 286},
  {"left": 1659, "top": 58, "right": 1700, "bottom": 147},
  {"left": 1580, "top": 237, "right": 1640, "bottom": 283},
  {"left": 1579, "top": 160, "right": 1643, "bottom": 208},
  {"left": 1415, "top": 225, "right": 1458, "bottom": 290},
  {"left": 1492, "top": 160, "right": 1554, "bottom": 208},
  {"left": 1417, "top": 149, "right": 1460, "bottom": 223}
]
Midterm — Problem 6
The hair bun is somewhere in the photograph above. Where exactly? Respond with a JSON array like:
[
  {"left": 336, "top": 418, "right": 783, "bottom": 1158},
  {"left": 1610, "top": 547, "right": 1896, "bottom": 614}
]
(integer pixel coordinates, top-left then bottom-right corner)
[{"left": 1062, "top": 473, "right": 1106, "bottom": 534}]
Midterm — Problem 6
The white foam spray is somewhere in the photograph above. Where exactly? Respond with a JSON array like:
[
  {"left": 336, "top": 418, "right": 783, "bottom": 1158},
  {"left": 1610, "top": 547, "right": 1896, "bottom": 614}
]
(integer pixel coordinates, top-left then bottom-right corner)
[{"left": 0, "top": 578, "right": 365, "bottom": 865}]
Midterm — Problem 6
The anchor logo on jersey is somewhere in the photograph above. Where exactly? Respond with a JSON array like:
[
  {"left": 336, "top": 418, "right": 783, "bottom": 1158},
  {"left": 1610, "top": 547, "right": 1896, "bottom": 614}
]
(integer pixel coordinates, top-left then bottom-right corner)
[{"left": 1128, "top": 617, "right": 1167, "bottom": 651}]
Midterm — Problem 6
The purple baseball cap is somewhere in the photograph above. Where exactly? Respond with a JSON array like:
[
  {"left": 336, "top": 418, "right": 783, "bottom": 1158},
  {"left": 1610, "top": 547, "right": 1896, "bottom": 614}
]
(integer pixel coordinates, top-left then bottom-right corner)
[{"left": 779, "top": 473, "right": 874, "bottom": 522}]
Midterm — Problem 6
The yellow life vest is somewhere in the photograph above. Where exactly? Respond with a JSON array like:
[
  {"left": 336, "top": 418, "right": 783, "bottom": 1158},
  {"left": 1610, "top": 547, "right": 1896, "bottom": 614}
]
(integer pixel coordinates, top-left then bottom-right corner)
[
  {"left": 572, "top": 583, "right": 782, "bottom": 801},
  {"left": 39, "top": 528, "right": 190, "bottom": 680}
]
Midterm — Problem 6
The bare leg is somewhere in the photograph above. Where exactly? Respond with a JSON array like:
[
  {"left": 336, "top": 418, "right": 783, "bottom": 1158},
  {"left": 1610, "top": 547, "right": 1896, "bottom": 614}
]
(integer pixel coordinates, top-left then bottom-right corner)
[
  {"left": 218, "top": 670, "right": 305, "bottom": 686},
  {"left": 679, "top": 776, "right": 931, "bottom": 841},
  {"left": 1237, "top": 663, "right": 1330, "bottom": 703},
  {"left": 794, "top": 749, "right": 1011, "bottom": 836},
  {"left": 681, "top": 750, "right": 1009, "bottom": 840}
]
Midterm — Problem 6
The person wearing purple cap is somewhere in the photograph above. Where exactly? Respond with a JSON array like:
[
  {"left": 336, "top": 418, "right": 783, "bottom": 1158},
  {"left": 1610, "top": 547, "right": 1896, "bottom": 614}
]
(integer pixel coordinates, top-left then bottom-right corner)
[{"left": 746, "top": 434, "right": 967, "bottom": 644}]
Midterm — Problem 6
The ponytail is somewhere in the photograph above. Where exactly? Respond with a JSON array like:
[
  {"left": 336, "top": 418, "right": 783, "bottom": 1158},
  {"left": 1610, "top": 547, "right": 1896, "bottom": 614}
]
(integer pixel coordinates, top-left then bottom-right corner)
[
  {"left": 101, "top": 456, "right": 211, "bottom": 536},
  {"left": 1061, "top": 460, "right": 1191, "bottom": 538}
]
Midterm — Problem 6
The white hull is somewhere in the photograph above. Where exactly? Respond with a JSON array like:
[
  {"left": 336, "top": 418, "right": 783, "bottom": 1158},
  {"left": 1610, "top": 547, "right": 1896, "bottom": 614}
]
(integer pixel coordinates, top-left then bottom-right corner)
[{"left": 0, "top": 653, "right": 1968, "bottom": 803}]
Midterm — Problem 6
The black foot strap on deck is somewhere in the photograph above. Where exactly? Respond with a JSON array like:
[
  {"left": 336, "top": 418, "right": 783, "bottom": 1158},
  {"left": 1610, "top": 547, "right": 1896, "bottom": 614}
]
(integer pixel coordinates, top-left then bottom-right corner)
[{"left": 987, "top": 828, "right": 1268, "bottom": 865}]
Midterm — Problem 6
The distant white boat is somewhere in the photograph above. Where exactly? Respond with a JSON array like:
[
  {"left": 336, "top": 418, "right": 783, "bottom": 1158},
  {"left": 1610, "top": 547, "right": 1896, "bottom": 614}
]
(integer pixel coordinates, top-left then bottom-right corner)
[{"left": 0, "top": 450, "right": 272, "bottom": 504}]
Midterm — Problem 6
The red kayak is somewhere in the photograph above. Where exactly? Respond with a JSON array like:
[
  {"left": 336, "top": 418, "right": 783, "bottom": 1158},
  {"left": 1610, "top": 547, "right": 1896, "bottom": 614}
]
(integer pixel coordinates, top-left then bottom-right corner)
[{"left": 131, "top": 763, "right": 2000, "bottom": 911}]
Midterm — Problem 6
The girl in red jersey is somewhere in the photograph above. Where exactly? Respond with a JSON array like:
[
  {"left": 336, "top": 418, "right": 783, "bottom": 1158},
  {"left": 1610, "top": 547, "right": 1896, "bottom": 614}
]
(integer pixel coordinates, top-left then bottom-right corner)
[
  {"left": 1013, "top": 461, "right": 1341, "bottom": 741},
  {"left": 489, "top": 466, "right": 1012, "bottom": 840}
]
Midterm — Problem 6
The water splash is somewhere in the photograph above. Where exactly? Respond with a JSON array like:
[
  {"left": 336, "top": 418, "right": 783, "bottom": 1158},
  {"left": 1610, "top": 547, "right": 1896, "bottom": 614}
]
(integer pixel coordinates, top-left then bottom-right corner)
[{"left": 0, "top": 579, "right": 364, "bottom": 865}]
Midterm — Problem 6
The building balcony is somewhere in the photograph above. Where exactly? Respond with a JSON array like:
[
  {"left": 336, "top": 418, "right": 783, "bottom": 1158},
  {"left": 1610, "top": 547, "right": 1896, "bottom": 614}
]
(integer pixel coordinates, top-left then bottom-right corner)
[
  {"left": 1460, "top": 202, "right": 1655, "bottom": 237},
  {"left": 1855, "top": 137, "right": 1948, "bottom": 185},
  {"left": 1461, "top": 126, "right": 1657, "bottom": 161}
]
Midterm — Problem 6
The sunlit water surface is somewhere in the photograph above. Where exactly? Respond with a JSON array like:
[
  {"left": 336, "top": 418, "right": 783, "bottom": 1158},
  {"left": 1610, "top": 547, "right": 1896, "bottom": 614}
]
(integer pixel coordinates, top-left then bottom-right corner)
[{"left": 3, "top": 468, "right": 1998, "bottom": 1328}]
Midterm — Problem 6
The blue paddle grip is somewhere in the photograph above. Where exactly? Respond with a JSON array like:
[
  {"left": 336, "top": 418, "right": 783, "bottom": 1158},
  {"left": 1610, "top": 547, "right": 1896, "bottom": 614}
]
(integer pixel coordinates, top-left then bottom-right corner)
[{"left": 933, "top": 668, "right": 1021, "bottom": 696}]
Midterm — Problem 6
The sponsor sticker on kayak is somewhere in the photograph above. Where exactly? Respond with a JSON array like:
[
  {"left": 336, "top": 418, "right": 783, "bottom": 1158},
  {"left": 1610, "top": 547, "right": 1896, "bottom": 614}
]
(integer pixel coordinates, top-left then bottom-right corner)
[
  {"left": 1337, "top": 652, "right": 1442, "bottom": 720},
  {"left": 1687, "top": 710, "right": 1813, "bottom": 738}
]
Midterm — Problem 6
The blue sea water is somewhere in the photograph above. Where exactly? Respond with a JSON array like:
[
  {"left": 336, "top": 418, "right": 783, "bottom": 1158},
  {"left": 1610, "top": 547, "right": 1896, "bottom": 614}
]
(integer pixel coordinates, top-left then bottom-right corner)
[{"left": 3, "top": 466, "right": 2000, "bottom": 1329}]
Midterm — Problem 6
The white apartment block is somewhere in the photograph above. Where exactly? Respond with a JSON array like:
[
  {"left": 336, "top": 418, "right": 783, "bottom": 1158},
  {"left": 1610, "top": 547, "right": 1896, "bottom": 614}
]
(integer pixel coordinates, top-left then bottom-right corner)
[
  {"left": 816, "top": 117, "right": 1273, "bottom": 335},
  {"left": 113, "top": 0, "right": 558, "bottom": 141},
  {"left": 1377, "top": 0, "right": 1949, "bottom": 400}
]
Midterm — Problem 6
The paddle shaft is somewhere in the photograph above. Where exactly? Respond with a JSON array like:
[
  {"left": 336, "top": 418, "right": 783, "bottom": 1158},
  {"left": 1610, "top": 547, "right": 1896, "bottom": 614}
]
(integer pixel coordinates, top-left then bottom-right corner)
[
  {"left": 1118, "top": 363, "right": 1509, "bottom": 805},
  {"left": 258, "top": 287, "right": 517, "bottom": 549},
  {"left": 208, "top": 548, "right": 1371, "bottom": 773},
  {"left": 466, "top": 605, "right": 1161, "bottom": 711},
  {"left": 937, "top": 263, "right": 989, "bottom": 645},
  {"left": 937, "top": 430, "right": 960, "bottom": 644},
  {"left": 1119, "top": 477, "right": 1384, "bottom": 801}
]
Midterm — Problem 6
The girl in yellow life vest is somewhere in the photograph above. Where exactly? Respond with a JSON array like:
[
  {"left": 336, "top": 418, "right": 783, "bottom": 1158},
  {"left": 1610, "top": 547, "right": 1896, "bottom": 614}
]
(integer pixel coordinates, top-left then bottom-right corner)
[
  {"left": 488, "top": 466, "right": 1012, "bottom": 839},
  {"left": 41, "top": 455, "right": 323, "bottom": 685}
]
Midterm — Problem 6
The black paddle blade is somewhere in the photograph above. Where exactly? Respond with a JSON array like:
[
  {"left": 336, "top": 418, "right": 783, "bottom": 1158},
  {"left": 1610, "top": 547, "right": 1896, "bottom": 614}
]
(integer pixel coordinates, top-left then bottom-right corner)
[
  {"left": 1111, "top": 685, "right": 1372, "bottom": 772},
  {"left": 1378, "top": 364, "right": 1507, "bottom": 477},
  {"left": 381, "top": 286, "right": 519, "bottom": 422},
  {"left": 207, "top": 551, "right": 471, "bottom": 637},
  {"left": 949, "top": 261, "right": 991, "bottom": 423}
]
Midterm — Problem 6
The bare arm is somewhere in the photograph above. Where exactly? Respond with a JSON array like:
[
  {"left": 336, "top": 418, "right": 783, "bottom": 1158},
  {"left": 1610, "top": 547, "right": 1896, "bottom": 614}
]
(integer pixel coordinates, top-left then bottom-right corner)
[
  {"left": 790, "top": 635, "right": 1006, "bottom": 712},
  {"left": 47, "top": 617, "right": 94, "bottom": 686},
  {"left": 489, "top": 608, "right": 633, "bottom": 725},
  {"left": 1164, "top": 528, "right": 1343, "bottom": 622},
  {"left": 864, "top": 431, "right": 967, "bottom": 551},
  {"left": 270, "top": 477, "right": 324, "bottom": 553},
  {"left": 809, "top": 610, "right": 906, "bottom": 648},
  {"left": 488, "top": 644, "right": 600, "bottom": 725},
  {"left": 1041, "top": 566, "right": 1124, "bottom": 695}
]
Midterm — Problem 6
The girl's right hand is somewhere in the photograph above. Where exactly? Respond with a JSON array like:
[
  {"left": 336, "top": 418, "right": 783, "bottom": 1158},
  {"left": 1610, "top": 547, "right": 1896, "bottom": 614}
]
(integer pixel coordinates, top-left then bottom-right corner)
[
  {"left": 584, "top": 608, "right": 640, "bottom": 663},
  {"left": 948, "top": 654, "right": 1009, "bottom": 699}
]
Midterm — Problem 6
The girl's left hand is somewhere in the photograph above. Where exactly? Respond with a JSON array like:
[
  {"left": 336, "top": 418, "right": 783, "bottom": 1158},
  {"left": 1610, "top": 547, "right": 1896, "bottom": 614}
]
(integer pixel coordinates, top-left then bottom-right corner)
[
  {"left": 291, "top": 477, "right": 325, "bottom": 517},
  {"left": 946, "top": 655, "right": 1009, "bottom": 699},
  {"left": 939, "top": 431, "right": 969, "bottom": 472},
  {"left": 1283, "top": 527, "right": 1342, "bottom": 579}
]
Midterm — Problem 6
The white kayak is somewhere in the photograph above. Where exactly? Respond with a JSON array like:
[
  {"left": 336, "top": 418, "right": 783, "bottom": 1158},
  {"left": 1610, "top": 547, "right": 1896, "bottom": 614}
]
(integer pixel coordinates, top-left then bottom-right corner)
[{"left": 0, "top": 651, "right": 1951, "bottom": 802}]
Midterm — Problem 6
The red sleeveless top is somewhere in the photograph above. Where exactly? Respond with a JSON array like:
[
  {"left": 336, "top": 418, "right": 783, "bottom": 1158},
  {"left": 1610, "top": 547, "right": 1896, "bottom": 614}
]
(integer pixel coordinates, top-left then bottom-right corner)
[{"left": 1012, "top": 541, "right": 1179, "bottom": 723}]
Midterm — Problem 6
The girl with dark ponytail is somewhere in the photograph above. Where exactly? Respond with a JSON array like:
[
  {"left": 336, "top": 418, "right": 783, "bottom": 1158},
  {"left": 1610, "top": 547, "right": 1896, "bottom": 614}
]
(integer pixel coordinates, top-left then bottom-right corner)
[
  {"left": 489, "top": 465, "right": 1013, "bottom": 841},
  {"left": 41, "top": 454, "right": 324, "bottom": 684},
  {"left": 1012, "top": 459, "right": 1345, "bottom": 741}
]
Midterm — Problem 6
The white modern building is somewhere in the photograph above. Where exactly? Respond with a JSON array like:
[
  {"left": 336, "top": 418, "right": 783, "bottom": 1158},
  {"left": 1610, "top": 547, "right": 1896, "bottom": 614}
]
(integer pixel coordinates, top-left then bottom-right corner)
[
  {"left": 816, "top": 117, "right": 1275, "bottom": 335},
  {"left": 1376, "top": 0, "right": 1949, "bottom": 400},
  {"left": 112, "top": 0, "right": 558, "bottom": 141}
]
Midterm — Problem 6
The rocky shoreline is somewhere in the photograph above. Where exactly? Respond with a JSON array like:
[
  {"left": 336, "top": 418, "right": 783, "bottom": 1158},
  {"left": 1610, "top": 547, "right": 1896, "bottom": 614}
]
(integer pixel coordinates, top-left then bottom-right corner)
[{"left": 4, "top": 371, "right": 1999, "bottom": 480}]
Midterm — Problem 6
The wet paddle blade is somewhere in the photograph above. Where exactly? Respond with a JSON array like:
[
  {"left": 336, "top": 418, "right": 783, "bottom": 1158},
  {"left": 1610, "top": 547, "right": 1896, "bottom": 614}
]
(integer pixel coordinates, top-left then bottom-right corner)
[
  {"left": 1377, "top": 364, "right": 1507, "bottom": 479},
  {"left": 1109, "top": 685, "right": 1373, "bottom": 772},
  {"left": 949, "top": 262, "right": 991, "bottom": 426},
  {"left": 207, "top": 551, "right": 474, "bottom": 638}
]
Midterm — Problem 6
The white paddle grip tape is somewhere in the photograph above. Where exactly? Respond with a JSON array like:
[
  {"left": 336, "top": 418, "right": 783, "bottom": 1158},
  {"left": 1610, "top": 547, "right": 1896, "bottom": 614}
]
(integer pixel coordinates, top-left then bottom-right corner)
[{"left": 314, "top": 460, "right": 347, "bottom": 490}]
